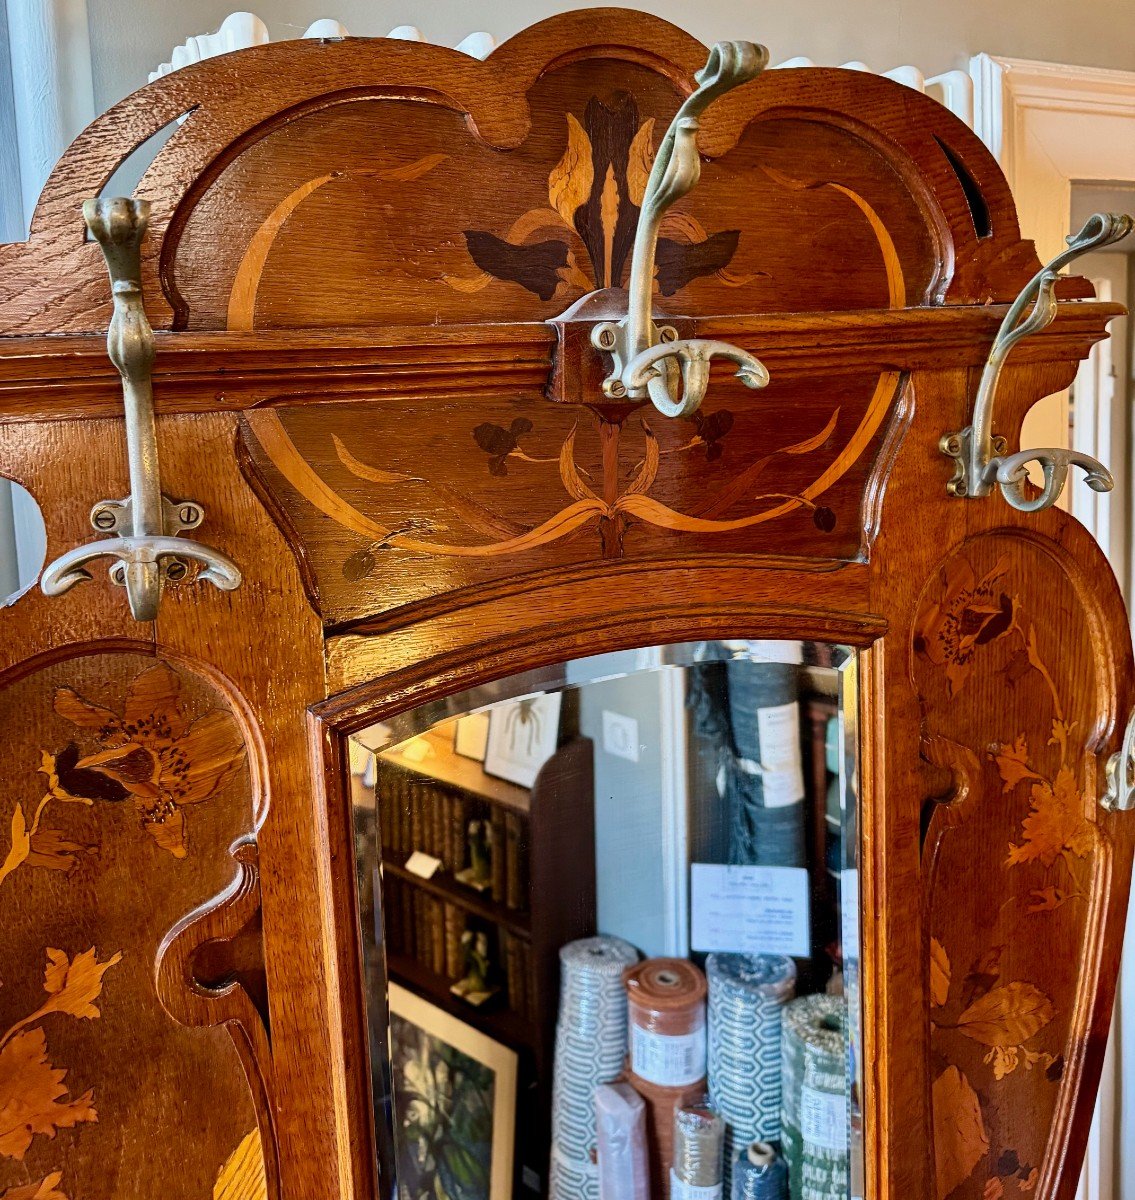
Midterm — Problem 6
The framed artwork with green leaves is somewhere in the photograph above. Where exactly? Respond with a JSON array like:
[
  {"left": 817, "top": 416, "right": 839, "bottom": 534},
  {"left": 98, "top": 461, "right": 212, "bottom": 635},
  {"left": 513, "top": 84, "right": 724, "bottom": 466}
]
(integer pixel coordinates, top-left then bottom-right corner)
[{"left": 388, "top": 983, "right": 518, "bottom": 1200}]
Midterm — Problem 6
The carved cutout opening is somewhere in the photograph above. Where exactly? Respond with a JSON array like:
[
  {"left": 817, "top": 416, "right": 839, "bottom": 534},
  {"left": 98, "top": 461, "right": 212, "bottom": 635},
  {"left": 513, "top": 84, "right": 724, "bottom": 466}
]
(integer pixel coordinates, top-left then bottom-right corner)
[
  {"left": 0, "top": 478, "right": 46, "bottom": 605},
  {"left": 96, "top": 110, "right": 199, "bottom": 212},
  {"left": 934, "top": 135, "right": 993, "bottom": 239}
]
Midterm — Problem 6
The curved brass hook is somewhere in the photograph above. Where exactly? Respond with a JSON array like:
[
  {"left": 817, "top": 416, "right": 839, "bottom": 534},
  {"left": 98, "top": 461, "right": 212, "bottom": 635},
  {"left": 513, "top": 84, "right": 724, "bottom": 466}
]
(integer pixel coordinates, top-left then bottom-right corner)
[
  {"left": 941, "top": 212, "right": 1133, "bottom": 511},
  {"left": 1103, "top": 707, "right": 1135, "bottom": 813},
  {"left": 591, "top": 40, "right": 770, "bottom": 418},
  {"left": 625, "top": 338, "right": 770, "bottom": 418},
  {"left": 40, "top": 198, "right": 242, "bottom": 620},
  {"left": 42, "top": 536, "right": 242, "bottom": 622}
]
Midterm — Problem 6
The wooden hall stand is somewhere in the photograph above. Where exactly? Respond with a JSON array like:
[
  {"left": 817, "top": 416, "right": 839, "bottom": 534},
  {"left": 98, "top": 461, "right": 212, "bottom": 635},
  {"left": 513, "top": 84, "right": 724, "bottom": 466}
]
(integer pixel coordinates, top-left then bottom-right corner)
[{"left": 0, "top": 10, "right": 1132, "bottom": 1200}]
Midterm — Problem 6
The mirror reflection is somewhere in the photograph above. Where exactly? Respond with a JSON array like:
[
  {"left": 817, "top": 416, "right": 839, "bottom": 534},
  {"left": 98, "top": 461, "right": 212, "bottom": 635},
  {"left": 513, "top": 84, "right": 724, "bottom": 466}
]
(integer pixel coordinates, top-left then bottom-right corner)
[{"left": 348, "top": 639, "right": 862, "bottom": 1200}]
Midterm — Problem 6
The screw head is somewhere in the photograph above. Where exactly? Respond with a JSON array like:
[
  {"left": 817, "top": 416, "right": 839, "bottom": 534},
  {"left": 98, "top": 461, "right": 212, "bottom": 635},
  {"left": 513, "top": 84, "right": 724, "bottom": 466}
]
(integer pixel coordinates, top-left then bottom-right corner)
[
  {"left": 594, "top": 325, "right": 617, "bottom": 350},
  {"left": 91, "top": 507, "right": 117, "bottom": 531},
  {"left": 659, "top": 326, "right": 678, "bottom": 343},
  {"left": 178, "top": 503, "right": 201, "bottom": 528},
  {"left": 607, "top": 380, "right": 627, "bottom": 398},
  {"left": 164, "top": 557, "right": 188, "bottom": 582},
  {"left": 110, "top": 564, "right": 126, "bottom": 586}
]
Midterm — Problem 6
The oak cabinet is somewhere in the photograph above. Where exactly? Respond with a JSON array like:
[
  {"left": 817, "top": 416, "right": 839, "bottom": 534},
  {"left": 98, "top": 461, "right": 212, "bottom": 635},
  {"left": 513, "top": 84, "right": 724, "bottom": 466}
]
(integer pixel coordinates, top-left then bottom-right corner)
[{"left": 0, "top": 11, "right": 1131, "bottom": 1200}]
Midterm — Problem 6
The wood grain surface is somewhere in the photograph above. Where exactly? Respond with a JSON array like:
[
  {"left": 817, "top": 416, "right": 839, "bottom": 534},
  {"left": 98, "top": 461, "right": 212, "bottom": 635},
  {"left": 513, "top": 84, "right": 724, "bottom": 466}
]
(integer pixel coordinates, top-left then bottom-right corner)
[{"left": 0, "top": 9, "right": 1130, "bottom": 1200}]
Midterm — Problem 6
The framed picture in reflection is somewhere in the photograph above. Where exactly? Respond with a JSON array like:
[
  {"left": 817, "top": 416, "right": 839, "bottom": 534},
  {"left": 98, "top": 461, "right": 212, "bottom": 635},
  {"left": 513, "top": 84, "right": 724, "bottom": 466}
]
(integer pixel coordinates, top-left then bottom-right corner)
[
  {"left": 483, "top": 693, "right": 562, "bottom": 788},
  {"left": 388, "top": 983, "right": 517, "bottom": 1200}
]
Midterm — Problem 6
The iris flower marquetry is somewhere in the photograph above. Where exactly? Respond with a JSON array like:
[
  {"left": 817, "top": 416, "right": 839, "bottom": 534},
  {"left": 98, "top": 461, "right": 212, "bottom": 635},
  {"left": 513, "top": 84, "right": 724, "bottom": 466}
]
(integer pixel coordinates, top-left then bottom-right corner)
[{"left": 446, "top": 93, "right": 749, "bottom": 300}]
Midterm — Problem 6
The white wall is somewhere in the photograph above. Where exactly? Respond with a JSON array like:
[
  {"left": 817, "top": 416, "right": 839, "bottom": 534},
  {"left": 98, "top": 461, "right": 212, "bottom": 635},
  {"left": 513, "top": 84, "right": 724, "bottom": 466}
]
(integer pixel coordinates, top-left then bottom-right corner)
[{"left": 87, "top": 0, "right": 1135, "bottom": 112}]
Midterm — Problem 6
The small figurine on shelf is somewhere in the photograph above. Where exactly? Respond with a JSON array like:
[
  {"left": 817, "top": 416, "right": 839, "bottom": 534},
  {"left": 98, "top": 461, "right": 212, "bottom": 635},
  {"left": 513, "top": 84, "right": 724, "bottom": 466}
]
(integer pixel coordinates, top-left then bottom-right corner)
[
  {"left": 450, "top": 930, "right": 499, "bottom": 1007},
  {"left": 455, "top": 819, "right": 493, "bottom": 893}
]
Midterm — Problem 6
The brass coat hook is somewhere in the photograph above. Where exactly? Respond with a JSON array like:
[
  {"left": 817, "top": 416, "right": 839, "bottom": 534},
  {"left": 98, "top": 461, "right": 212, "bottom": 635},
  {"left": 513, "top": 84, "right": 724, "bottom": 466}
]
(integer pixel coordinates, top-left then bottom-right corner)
[
  {"left": 941, "top": 212, "right": 1133, "bottom": 512},
  {"left": 591, "top": 41, "right": 771, "bottom": 417},
  {"left": 41, "top": 198, "right": 241, "bottom": 621},
  {"left": 1104, "top": 708, "right": 1135, "bottom": 813}
]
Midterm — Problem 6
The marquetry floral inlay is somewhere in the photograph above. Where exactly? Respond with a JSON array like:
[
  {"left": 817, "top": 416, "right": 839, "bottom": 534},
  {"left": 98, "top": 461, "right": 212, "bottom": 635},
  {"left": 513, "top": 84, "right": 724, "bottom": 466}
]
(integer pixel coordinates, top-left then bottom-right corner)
[
  {"left": 1, "top": 665, "right": 245, "bottom": 877},
  {"left": 0, "top": 1173, "right": 69, "bottom": 1199},
  {"left": 914, "top": 556, "right": 1015, "bottom": 697},
  {"left": 251, "top": 369, "right": 899, "bottom": 576},
  {"left": 915, "top": 552, "right": 1092, "bottom": 1199},
  {"left": 0, "top": 946, "right": 121, "bottom": 1183},
  {"left": 48, "top": 664, "right": 245, "bottom": 859},
  {"left": 445, "top": 93, "right": 749, "bottom": 300}
]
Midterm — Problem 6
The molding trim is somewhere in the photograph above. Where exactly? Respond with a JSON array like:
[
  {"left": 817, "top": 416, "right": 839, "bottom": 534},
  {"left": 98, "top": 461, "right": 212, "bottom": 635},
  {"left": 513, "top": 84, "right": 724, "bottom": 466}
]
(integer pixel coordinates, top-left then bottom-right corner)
[{"left": 971, "top": 54, "right": 1135, "bottom": 259}]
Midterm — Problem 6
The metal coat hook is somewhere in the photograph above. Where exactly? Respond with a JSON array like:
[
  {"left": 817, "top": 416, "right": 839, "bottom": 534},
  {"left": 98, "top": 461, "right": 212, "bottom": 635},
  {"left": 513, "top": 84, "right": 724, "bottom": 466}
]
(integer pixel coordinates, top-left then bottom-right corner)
[
  {"left": 41, "top": 198, "right": 241, "bottom": 621},
  {"left": 941, "top": 212, "right": 1133, "bottom": 512},
  {"left": 1103, "top": 708, "right": 1135, "bottom": 813},
  {"left": 591, "top": 41, "right": 771, "bottom": 418}
]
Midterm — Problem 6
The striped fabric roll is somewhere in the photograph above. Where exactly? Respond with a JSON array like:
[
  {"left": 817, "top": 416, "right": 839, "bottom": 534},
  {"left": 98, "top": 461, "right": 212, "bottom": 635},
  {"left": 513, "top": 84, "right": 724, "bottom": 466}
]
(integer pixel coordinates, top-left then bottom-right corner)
[{"left": 549, "top": 936, "right": 639, "bottom": 1200}]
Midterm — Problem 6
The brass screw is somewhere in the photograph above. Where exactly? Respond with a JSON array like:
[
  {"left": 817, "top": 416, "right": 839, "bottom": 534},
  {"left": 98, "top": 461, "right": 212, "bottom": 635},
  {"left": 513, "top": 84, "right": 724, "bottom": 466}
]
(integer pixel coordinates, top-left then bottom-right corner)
[
  {"left": 164, "top": 558, "right": 188, "bottom": 582},
  {"left": 110, "top": 564, "right": 126, "bottom": 586},
  {"left": 595, "top": 326, "right": 617, "bottom": 350},
  {"left": 178, "top": 504, "right": 200, "bottom": 527},
  {"left": 659, "top": 326, "right": 678, "bottom": 343},
  {"left": 92, "top": 508, "right": 116, "bottom": 531}
]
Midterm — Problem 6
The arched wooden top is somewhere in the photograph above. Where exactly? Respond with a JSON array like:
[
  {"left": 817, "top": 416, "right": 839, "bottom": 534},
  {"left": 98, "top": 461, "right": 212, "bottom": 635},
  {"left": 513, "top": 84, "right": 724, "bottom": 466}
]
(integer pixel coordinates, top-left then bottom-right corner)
[{"left": 0, "top": 8, "right": 1070, "bottom": 339}]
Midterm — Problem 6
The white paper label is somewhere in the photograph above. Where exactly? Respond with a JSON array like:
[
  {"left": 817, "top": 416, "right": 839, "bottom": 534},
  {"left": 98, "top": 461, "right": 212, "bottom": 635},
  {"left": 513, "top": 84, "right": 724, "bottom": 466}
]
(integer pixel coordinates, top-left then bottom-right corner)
[
  {"left": 629, "top": 1022, "right": 706, "bottom": 1086},
  {"left": 690, "top": 863, "right": 811, "bottom": 958},
  {"left": 404, "top": 851, "right": 441, "bottom": 880},
  {"left": 669, "top": 1171, "right": 723, "bottom": 1199},
  {"left": 761, "top": 767, "right": 805, "bottom": 809},
  {"left": 757, "top": 701, "right": 802, "bottom": 768},
  {"left": 841, "top": 868, "right": 860, "bottom": 961},
  {"left": 756, "top": 702, "right": 805, "bottom": 805},
  {"left": 800, "top": 1085, "right": 848, "bottom": 1152}
]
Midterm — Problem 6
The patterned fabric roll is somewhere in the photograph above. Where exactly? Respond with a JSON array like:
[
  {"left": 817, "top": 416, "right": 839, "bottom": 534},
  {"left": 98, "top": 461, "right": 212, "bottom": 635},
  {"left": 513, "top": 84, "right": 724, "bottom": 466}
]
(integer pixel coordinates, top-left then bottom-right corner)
[
  {"left": 780, "top": 995, "right": 849, "bottom": 1200},
  {"left": 549, "top": 936, "right": 640, "bottom": 1200},
  {"left": 706, "top": 953, "right": 797, "bottom": 1196}
]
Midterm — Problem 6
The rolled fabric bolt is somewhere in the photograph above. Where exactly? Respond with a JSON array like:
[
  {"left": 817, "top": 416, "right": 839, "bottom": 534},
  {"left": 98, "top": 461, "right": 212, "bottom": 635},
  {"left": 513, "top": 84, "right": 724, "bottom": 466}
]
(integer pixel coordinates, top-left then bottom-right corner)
[
  {"left": 727, "top": 765, "right": 806, "bottom": 866},
  {"left": 726, "top": 660, "right": 797, "bottom": 762},
  {"left": 624, "top": 1068, "right": 706, "bottom": 1198},
  {"left": 732, "top": 1141, "right": 790, "bottom": 1200},
  {"left": 706, "top": 953, "right": 796, "bottom": 1194},
  {"left": 781, "top": 995, "right": 849, "bottom": 1200},
  {"left": 671, "top": 1099, "right": 725, "bottom": 1198},
  {"left": 725, "top": 661, "right": 806, "bottom": 867},
  {"left": 625, "top": 958, "right": 708, "bottom": 1088},
  {"left": 550, "top": 936, "right": 640, "bottom": 1200},
  {"left": 595, "top": 1082, "right": 649, "bottom": 1200}
]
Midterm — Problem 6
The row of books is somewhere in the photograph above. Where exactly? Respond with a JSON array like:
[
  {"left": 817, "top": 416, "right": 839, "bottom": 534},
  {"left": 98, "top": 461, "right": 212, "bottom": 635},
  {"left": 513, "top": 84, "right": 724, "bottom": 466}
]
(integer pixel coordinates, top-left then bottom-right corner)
[
  {"left": 383, "top": 875, "right": 536, "bottom": 1018},
  {"left": 376, "top": 760, "right": 468, "bottom": 872},
  {"left": 376, "top": 760, "right": 529, "bottom": 911}
]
